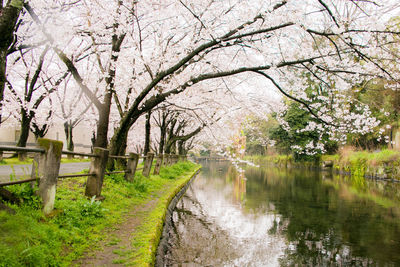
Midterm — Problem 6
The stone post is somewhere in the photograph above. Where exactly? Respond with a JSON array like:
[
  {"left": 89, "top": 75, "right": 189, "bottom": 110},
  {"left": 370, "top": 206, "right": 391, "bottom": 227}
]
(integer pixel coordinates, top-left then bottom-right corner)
[
  {"left": 36, "top": 138, "right": 63, "bottom": 215},
  {"left": 173, "top": 154, "right": 178, "bottom": 164},
  {"left": 142, "top": 152, "right": 154, "bottom": 177},
  {"left": 163, "top": 154, "right": 169, "bottom": 166},
  {"left": 153, "top": 154, "right": 164, "bottom": 175},
  {"left": 125, "top": 153, "right": 139, "bottom": 182},
  {"left": 18, "top": 151, "right": 27, "bottom": 161},
  {"left": 85, "top": 147, "right": 109, "bottom": 198}
]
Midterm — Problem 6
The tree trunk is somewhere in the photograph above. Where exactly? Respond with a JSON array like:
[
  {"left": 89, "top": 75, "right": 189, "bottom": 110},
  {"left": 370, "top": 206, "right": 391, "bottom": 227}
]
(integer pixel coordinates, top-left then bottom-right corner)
[
  {"left": 159, "top": 126, "right": 166, "bottom": 154},
  {"left": 144, "top": 110, "right": 151, "bottom": 155},
  {"left": 107, "top": 128, "right": 129, "bottom": 170},
  {"left": 94, "top": 96, "right": 111, "bottom": 148},
  {"left": 0, "top": 49, "right": 6, "bottom": 125},
  {"left": 16, "top": 110, "right": 31, "bottom": 147},
  {"left": 0, "top": 4, "right": 21, "bottom": 125},
  {"left": 108, "top": 112, "right": 141, "bottom": 157},
  {"left": 64, "top": 121, "right": 74, "bottom": 158},
  {"left": 165, "top": 140, "right": 176, "bottom": 154},
  {"left": 64, "top": 121, "right": 74, "bottom": 151},
  {"left": 15, "top": 110, "right": 32, "bottom": 160},
  {"left": 178, "top": 140, "right": 185, "bottom": 155}
]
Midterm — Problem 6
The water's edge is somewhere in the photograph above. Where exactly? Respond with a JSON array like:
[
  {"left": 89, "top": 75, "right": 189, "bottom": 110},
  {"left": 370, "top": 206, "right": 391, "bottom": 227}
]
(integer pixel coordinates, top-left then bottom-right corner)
[{"left": 155, "top": 169, "right": 201, "bottom": 267}]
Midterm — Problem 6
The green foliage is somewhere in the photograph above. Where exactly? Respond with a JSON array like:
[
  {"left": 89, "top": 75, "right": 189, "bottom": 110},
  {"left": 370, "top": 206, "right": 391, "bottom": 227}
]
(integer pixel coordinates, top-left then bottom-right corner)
[
  {"left": 269, "top": 101, "right": 337, "bottom": 161},
  {"left": 132, "top": 172, "right": 152, "bottom": 193},
  {"left": 53, "top": 195, "right": 107, "bottom": 229},
  {"left": 159, "top": 161, "right": 196, "bottom": 179},
  {"left": 5, "top": 183, "right": 41, "bottom": 209},
  {"left": 0, "top": 158, "right": 33, "bottom": 165},
  {"left": 10, "top": 0, "right": 24, "bottom": 9},
  {"left": 347, "top": 79, "right": 399, "bottom": 150}
]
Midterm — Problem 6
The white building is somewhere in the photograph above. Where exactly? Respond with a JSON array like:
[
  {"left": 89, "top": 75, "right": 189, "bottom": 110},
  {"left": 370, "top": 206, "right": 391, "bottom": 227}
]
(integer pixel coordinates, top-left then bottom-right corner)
[{"left": 0, "top": 123, "right": 93, "bottom": 153}]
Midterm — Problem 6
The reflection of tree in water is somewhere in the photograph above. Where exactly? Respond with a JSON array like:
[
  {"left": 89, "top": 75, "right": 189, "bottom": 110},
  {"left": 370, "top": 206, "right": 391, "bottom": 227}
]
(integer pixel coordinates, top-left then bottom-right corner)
[
  {"left": 226, "top": 165, "right": 247, "bottom": 204},
  {"left": 164, "top": 185, "right": 241, "bottom": 266},
  {"left": 245, "top": 166, "right": 400, "bottom": 266}
]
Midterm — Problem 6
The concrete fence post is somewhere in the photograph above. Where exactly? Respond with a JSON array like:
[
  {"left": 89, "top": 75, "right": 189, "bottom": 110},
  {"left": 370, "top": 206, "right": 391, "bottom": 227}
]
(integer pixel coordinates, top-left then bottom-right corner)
[
  {"left": 142, "top": 152, "right": 154, "bottom": 177},
  {"left": 85, "top": 147, "right": 109, "bottom": 198},
  {"left": 36, "top": 138, "right": 63, "bottom": 215},
  {"left": 153, "top": 154, "right": 164, "bottom": 175},
  {"left": 125, "top": 153, "right": 139, "bottom": 182},
  {"left": 163, "top": 154, "right": 169, "bottom": 166},
  {"left": 173, "top": 155, "right": 178, "bottom": 164}
]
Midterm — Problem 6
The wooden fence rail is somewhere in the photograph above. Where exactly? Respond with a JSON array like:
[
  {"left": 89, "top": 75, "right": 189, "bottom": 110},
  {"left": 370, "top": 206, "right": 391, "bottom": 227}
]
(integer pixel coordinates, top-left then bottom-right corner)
[{"left": 0, "top": 139, "right": 187, "bottom": 215}]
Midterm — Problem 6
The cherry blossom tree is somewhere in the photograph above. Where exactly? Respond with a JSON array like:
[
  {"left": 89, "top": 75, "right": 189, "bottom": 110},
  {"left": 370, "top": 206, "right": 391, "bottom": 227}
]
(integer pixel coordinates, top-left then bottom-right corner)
[
  {"left": 5, "top": 45, "right": 65, "bottom": 150},
  {"left": 7, "top": 0, "right": 400, "bottom": 159}
]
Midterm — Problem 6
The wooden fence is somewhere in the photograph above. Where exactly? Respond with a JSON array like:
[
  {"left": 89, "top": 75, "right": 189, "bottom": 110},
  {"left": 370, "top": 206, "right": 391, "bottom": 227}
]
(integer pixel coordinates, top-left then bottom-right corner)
[{"left": 0, "top": 138, "right": 187, "bottom": 215}]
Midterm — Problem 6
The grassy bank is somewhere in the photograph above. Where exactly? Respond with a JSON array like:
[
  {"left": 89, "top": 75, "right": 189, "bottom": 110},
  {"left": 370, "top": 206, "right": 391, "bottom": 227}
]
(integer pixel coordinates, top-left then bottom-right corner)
[
  {"left": 246, "top": 149, "right": 400, "bottom": 180},
  {"left": 0, "top": 157, "right": 91, "bottom": 165},
  {"left": 0, "top": 161, "right": 201, "bottom": 266}
]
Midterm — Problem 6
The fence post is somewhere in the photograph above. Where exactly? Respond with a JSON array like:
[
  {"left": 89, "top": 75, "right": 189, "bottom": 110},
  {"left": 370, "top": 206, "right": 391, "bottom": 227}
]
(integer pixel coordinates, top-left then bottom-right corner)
[
  {"left": 142, "top": 152, "right": 154, "bottom": 177},
  {"left": 125, "top": 153, "right": 139, "bottom": 182},
  {"left": 85, "top": 147, "right": 109, "bottom": 198},
  {"left": 18, "top": 151, "right": 27, "bottom": 161},
  {"left": 36, "top": 138, "right": 63, "bottom": 215},
  {"left": 162, "top": 154, "right": 168, "bottom": 166},
  {"left": 153, "top": 154, "right": 163, "bottom": 175},
  {"left": 0, "top": 151, "right": 3, "bottom": 161},
  {"left": 172, "top": 154, "right": 178, "bottom": 164}
]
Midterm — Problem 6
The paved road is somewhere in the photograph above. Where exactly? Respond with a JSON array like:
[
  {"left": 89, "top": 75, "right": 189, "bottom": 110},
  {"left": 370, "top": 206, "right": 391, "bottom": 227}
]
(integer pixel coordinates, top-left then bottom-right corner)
[{"left": 0, "top": 162, "right": 91, "bottom": 182}]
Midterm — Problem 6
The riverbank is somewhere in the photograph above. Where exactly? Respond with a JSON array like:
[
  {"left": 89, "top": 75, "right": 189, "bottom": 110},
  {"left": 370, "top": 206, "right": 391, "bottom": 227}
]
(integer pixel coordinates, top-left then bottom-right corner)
[
  {"left": 247, "top": 149, "right": 400, "bottom": 181},
  {"left": 0, "top": 161, "right": 201, "bottom": 266}
]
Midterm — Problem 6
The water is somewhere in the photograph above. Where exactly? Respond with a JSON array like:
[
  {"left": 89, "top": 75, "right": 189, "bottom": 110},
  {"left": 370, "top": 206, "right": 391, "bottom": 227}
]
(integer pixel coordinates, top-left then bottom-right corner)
[{"left": 163, "top": 161, "right": 400, "bottom": 266}]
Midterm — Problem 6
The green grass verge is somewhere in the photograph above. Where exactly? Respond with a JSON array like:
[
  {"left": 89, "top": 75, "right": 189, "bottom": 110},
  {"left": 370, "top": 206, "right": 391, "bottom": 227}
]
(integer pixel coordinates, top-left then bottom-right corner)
[
  {"left": 0, "top": 157, "right": 90, "bottom": 165},
  {"left": 0, "top": 161, "right": 201, "bottom": 267},
  {"left": 129, "top": 163, "right": 201, "bottom": 266}
]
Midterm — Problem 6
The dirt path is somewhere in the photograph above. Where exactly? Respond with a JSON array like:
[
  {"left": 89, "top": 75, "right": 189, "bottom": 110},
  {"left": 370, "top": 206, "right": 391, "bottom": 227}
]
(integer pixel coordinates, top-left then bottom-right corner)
[{"left": 75, "top": 191, "right": 164, "bottom": 266}]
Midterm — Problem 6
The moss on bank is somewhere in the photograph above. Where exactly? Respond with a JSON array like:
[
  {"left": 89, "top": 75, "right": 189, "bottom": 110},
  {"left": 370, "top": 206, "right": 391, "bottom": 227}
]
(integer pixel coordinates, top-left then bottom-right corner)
[{"left": 0, "top": 161, "right": 201, "bottom": 266}]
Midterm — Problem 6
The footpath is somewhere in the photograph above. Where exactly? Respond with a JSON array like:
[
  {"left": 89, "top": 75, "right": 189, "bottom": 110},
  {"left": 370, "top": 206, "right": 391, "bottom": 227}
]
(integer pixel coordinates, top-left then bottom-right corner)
[{"left": 75, "top": 168, "right": 200, "bottom": 266}]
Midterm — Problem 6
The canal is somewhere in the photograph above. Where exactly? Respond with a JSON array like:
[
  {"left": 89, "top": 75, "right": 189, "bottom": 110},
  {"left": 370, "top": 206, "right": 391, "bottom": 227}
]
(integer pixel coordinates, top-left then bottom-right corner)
[{"left": 163, "top": 161, "right": 400, "bottom": 266}]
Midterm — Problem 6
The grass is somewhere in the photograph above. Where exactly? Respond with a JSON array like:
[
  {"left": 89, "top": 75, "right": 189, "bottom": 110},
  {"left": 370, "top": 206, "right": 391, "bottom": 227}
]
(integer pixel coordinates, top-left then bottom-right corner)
[
  {"left": 341, "top": 149, "right": 400, "bottom": 166},
  {"left": 0, "top": 160, "right": 201, "bottom": 267},
  {"left": 0, "top": 157, "right": 90, "bottom": 165}
]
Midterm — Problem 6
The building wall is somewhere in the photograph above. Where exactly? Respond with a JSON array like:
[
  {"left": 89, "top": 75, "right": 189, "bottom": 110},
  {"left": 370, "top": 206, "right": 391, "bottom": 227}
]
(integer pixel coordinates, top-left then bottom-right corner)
[{"left": 0, "top": 123, "right": 93, "bottom": 153}]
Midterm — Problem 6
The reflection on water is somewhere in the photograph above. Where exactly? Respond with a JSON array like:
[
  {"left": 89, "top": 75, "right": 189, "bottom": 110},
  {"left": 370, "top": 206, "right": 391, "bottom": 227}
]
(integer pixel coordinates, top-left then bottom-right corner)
[{"left": 163, "top": 161, "right": 400, "bottom": 266}]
